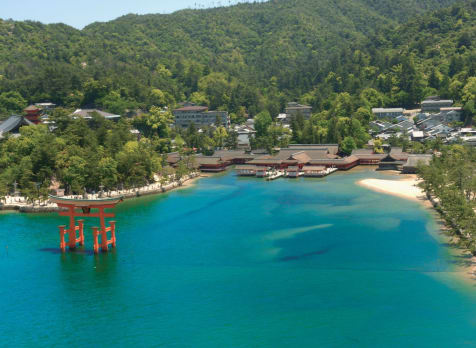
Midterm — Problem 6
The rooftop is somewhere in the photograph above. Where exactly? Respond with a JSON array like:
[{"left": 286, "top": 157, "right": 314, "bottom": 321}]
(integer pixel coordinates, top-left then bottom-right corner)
[
  {"left": 173, "top": 106, "right": 208, "bottom": 112},
  {"left": 421, "top": 100, "right": 453, "bottom": 105},
  {"left": 372, "top": 108, "right": 404, "bottom": 113},
  {"left": 404, "top": 154, "right": 432, "bottom": 168},
  {"left": 287, "top": 144, "right": 339, "bottom": 155},
  {"left": 0, "top": 115, "right": 34, "bottom": 137},
  {"left": 72, "top": 109, "right": 120, "bottom": 119},
  {"left": 24, "top": 105, "right": 40, "bottom": 111}
]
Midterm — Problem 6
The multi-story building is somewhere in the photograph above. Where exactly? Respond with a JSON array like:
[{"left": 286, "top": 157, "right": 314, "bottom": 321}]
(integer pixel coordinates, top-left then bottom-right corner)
[
  {"left": 173, "top": 105, "right": 230, "bottom": 128},
  {"left": 421, "top": 99, "right": 453, "bottom": 112},
  {"left": 23, "top": 105, "right": 42, "bottom": 124},
  {"left": 285, "top": 102, "right": 312, "bottom": 121},
  {"left": 371, "top": 108, "right": 404, "bottom": 118}
]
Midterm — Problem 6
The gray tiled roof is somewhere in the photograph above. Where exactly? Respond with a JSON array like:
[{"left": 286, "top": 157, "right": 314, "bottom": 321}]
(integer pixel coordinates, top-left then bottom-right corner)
[{"left": 0, "top": 115, "right": 34, "bottom": 136}]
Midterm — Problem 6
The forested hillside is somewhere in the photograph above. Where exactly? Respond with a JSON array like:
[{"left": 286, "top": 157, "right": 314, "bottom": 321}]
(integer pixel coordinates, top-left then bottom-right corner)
[
  {"left": 301, "top": 1, "right": 475, "bottom": 117},
  {"left": 0, "top": 0, "right": 468, "bottom": 118}
]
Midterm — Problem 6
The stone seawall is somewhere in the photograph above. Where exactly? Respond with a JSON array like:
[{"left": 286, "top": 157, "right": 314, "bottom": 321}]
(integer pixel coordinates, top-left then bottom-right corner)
[
  {"left": 0, "top": 173, "right": 200, "bottom": 214},
  {"left": 0, "top": 205, "right": 65, "bottom": 213}
]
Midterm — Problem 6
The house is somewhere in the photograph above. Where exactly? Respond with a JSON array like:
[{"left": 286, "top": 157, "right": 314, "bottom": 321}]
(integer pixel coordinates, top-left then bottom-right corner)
[
  {"left": 377, "top": 154, "right": 405, "bottom": 171},
  {"left": 402, "top": 154, "right": 432, "bottom": 174},
  {"left": 244, "top": 145, "right": 357, "bottom": 171},
  {"left": 440, "top": 106, "right": 462, "bottom": 116},
  {"left": 370, "top": 121, "right": 393, "bottom": 133},
  {"left": 427, "top": 111, "right": 459, "bottom": 125},
  {"left": 395, "top": 115, "right": 407, "bottom": 123},
  {"left": 166, "top": 152, "right": 181, "bottom": 167},
  {"left": 308, "top": 155, "right": 359, "bottom": 170},
  {"left": 414, "top": 113, "right": 430, "bottom": 122},
  {"left": 426, "top": 124, "right": 453, "bottom": 138},
  {"left": 285, "top": 102, "right": 312, "bottom": 121},
  {"left": 234, "top": 124, "right": 256, "bottom": 149},
  {"left": 421, "top": 99, "right": 453, "bottom": 112},
  {"left": 388, "top": 120, "right": 415, "bottom": 132},
  {"left": 377, "top": 148, "right": 409, "bottom": 170},
  {"left": 441, "top": 110, "right": 461, "bottom": 123},
  {"left": 256, "top": 167, "right": 270, "bottom": 178},
  {"left": 35, "top": 102, "right": 56, "bottom": 110},
  {"left": 302, "top": 166, "right": 326, "bottom": 177},
  {"left": 71, "top": 109, "right": 121, "bottom": 120},
  {"left": 351, "top": 149, "right": 386, "bottom": 164},
  {"left": 212, "top": 150, "right": 255, "bottom": 164},
  {"left": 456, "top": 128, "right": 476, "bottom": 146},
  {"left": 195, "top": 157, "right": 228, "bottom": 172},
  {"left": 411, "top": 130, "right": 425, "bottom": 142},
  {"left": 458, "top": 128, "right": 476, "bottom": 137},
  {"left": 0, "top": 115, "right": 34, "bottom": 138},
  {"left": 246, "top": 156, "right": 283, "bottom": 169},
  {"left": 418, "top": 117, "right": 443, "bottom": 130},
  {"left": 372, "top": 108, "right": 404, "bottom": 119},
  {"left": 235, "top": 165, "right": 258, "bottom": 176},
  {"left": 173, "top": 104, "right": 230, "bottom": 128},
  {"left": 286, "top": 166, "right": 300, "bottom": 178},
  {"left": 287, "top": 144, "right": 339, "bottom": 156},
  {"left": 276, "top": 114, "right": 287, "bottom": 123}
]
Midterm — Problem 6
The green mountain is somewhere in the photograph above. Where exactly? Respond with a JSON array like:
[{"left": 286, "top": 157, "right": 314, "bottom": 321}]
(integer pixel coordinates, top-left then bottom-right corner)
[{"left": 0, "top": 0, "right": 471, "bottom": 117}]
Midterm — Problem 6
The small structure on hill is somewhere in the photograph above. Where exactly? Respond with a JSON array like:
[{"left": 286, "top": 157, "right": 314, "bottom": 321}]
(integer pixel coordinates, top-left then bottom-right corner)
[
  {"left": 24, "top": 105, "right": 42, "bottom": 124},
  {"left": 421, "top": 98, "right": 453, "bottom": 112},
  {"left": 284, "top": 102, "right": 312, "bottom": 122},
  {"left": 173, "top": 103, "right": 230, "bottom": 128},
  {"left": 372, "top": 108, "right": 404, "bottom": 119},
  {"left": 0, "top": 115, "right": 34, "bottom": 138},
  {"left": 71, "top": 109, "right": 121, "bottom": 121}
]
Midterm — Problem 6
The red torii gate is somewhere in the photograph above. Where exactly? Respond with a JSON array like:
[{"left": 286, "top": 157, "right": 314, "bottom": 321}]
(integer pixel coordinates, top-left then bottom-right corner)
[{"left": 49, "top": 196, "right": 123, "bottom": 253}]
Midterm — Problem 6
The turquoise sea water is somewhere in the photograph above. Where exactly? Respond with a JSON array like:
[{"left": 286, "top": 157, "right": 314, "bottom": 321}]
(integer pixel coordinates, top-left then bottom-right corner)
[{"left": 1, "top": 169, "right": 476, "bottom": 347}]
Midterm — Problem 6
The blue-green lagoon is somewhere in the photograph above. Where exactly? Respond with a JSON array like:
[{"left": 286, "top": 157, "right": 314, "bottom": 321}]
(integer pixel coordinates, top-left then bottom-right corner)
[{"left": 1, "top": 169, "right": 476, "bottom": 347}]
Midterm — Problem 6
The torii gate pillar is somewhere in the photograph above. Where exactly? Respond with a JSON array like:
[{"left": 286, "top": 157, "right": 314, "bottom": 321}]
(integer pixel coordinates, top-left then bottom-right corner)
[{"left": 49, "top": 196, "right": 122, "bottom": 253}]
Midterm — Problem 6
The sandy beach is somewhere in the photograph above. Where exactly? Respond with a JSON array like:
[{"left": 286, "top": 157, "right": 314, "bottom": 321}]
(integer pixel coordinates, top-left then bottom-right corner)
[{"left": 357, "top": 175, "right": 431, "bottom": 207}]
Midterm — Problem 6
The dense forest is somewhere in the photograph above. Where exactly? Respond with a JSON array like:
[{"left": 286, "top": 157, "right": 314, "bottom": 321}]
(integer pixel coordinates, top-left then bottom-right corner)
[
  {"left": 0, "top": 0, "right": 475, "bottom": 198},
  {"left": 419, "top": 146, "right": 476, "bottom": 254},
  {"left": 0, "top": 0, "right": 472, "bottom": 117},
  {"left": 0, "top": 109, "right": 201, "bottom": 200}
]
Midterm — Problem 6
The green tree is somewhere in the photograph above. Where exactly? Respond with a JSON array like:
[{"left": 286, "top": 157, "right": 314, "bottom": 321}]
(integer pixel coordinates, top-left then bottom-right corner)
[
  {"left": 213, "top": 126, "right": 228, "bottom": 148},
  {"left": 254, "top": 111, "right": 272, "bottom": 137},
  {"left": 0, "top": 91, "right": 27, "bottom": 114},
  {"left": 340, "top": 136, "right": 357, "bottom": 155}
]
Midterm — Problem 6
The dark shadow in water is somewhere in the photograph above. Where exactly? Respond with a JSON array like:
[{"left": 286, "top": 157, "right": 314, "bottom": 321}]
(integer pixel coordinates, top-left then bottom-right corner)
[
  {"left": 448, "top": 254, "right": 475, "bottom": 268},
  {"left": 39, "top": 247, "right": 95, "bottom": 255},
  {"left": 278, "top": 245, "right": 335, "bottom": 262},
  {"left": 93, "top": 248, "right": 118, "bottom": 275},
  {"left": 159, "top": 187, "right": 244, "bottom": 225}
]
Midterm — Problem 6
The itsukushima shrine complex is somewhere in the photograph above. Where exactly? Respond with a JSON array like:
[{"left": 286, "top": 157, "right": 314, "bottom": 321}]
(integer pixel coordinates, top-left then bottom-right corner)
[{"left": 48, "top": 195, "right": 123, "bottom": 253}]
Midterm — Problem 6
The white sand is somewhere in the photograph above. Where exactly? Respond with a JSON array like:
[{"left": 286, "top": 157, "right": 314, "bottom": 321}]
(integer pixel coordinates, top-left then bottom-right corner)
[{"left": 357, "top": 176, "right": 428, "bottom": 204}]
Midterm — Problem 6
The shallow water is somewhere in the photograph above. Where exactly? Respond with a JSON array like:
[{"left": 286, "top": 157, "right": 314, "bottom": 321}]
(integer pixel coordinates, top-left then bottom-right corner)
[{"left": 1, "top": 169, "right": 476, "bottom": 347}]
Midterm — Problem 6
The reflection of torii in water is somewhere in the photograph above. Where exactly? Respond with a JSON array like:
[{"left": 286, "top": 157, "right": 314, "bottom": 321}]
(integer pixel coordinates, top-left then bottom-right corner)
[{"left": 49, "top": 195, "right": 123, "bottom": 253}]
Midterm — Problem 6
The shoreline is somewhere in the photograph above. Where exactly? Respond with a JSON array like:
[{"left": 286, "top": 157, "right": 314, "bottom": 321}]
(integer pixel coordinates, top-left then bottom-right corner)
[
  {"left": 357, "top": 174, "right": 476, "bottom": 284},
  {"left": 0, "top": 172, "right": 212, "bottom": 214},
  {"left": 357, "top": 175, "right": 432, "bottom": 207}
]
